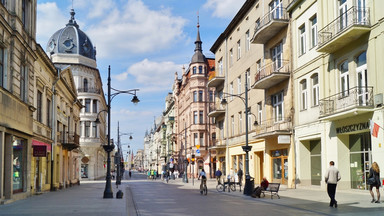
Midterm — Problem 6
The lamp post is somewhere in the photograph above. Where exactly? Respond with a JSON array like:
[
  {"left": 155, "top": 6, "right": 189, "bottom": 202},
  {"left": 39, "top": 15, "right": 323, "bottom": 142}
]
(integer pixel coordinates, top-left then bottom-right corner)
[
  {"left": 98, "top": 65, "right": 139, "bottom": 199},
  {"left": 116, "top": 122, "right": 133, "bottom": 186},
  {"left": 220, "top": 70, "right": 257, "bottom": 196},
  {"left": 183, "top": 123, "right": 188, "bottom": 183}
]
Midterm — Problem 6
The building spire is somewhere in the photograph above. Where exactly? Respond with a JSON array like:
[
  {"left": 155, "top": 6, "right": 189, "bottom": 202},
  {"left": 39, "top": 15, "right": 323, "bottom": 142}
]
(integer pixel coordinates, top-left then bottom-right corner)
[
  {"left": 195, "top": 11, "right": 202, "bottom": 52},
  {"left": 190, "top": 11, "right": 205, "bottom": 64},
  {"left": 67, "top": 8, "right": 79, "bottom": 28}
]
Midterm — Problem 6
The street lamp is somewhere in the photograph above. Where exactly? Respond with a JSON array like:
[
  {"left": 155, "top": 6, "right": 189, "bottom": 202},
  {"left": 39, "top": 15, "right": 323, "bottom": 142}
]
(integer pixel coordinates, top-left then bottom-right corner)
[
  {"left": 116, "top": 122, "right": 133, "bottom": 186},
  {"left": 101, "top": 65, "right": 139, "bottom": 199},
  {"left": 183, "top": 123, "right": 188, "bottom": 183},
  {"left": 220, "top": 70, "right": 256, "bottom": 196}
]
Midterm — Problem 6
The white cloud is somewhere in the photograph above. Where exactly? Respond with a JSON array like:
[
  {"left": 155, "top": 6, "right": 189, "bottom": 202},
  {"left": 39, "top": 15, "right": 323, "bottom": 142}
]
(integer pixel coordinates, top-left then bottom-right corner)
[
  {"left": 36, "top": 2, "right": 68, "bottom": 46},
  {"left": 114, "top": 59, "right": 181, "bottom": 93},
  {"left": 203, "top": 0, "right": 246, "bottom": 19},
  {"left": 87, "top": 0, "right": 187, "bottom": 59}
]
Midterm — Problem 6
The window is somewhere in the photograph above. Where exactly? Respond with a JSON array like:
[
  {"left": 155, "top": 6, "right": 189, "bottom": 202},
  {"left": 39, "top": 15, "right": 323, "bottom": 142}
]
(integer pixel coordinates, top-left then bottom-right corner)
[
  {"left": 256, "top": 18, "right": 260, "bottom": 29},
  {"left": 310, "top": 15, "right": 318, "bottom": 48},
  {"left": 93, "top": 99, "right": 97, "bottom": 113},
  {"left": 83, "top": 78, "right": 88, "bottom": 92},
  {"left": 92, "top": 122, "right": 97, "bottom": 138},
  {"left": 239, "top": 112, "right": 243, "bottom": 134},
  {"left": 270, "top": 0, "right": 283, "bottom": 19},
  {"left": 340, "top": 61, "right": 349, "bottom": 97},
  {"left": 245, "top": 30, "right": 250, "bottom": 52},
  {"left": 356, "top": 52, "right": 368, "bottom": 105},
  {"left": 194, "top": 111, "right": 198, "bottom": 124},
  {"left": 237, "top": 76, "right": 242, "bottom": 94},
  {"left": 246, "top": 69, "right": 251, "bottom": 90},
  {"left": 20, "top": 65, "right": 28, "bottom": 102},
  {"left": 311, "top": 74, "right": 319, "bottom": 106},
  {"left": 22, "top": 0, "right": 29, "bottom": 29},
  {"left": 219, "top": 120, "right": 224, "bottom": 139},
  {"left": 231, "top": 115, "right": 235, "bottom": 137},
  {"left": 248, "top": 111, "right": 253, "bottom": 131},
  {"left": 272, "top": 42, "right": 283, "bottom": 70},
  {"left": 85, "top": 99, "right": 91, "bottom": 112},
  {"left": 272, "top": 92, "right": 284, "bottom": 122},
  {"left": 200, "top": 133, "right": 204, "bottom": 146},
  {"left": 256, "top": 59, "right": 261, "bottom": 72},
  {"left": 194, "top": 133, "right": 198, "bottom": 146},
  {"left": 229, "top": 49, "right": 233, "bottom": 66},
  {"left": 0, "top": 47, "right": 6, "bottom": 88},
  {"left": 300, "top": 79, "right": 307, "bottom": 110},
  {"left": 85, "top": 121, "right": 90, "bottom": 137},
  {"left": 47, "top": 99, "right": 51, "bottom": 127},
  {"left": 257, "top": 102, "right": 262, "bottom": 123},
  {"left": 237, "top": 40, "right": 241, "bottom": 60},
  {"left": 230, "top": 82, "right": 234, "bottom": 100},
  {"left": 299, "top": 25, "right": 306, "bottom": 55},
  {"left": 198, "top": 90, "right": 203, "bottom": 102},
  {"left": 193, "top": 66, "right": 197, "bottom": 74},
  {"left": 199, "top": 66, "right": 203, "bottom": 74},
  {"left": 218, "top": 58, "right": 223, "bottom": 76},
  {"left": 193, "top": 91, "right": 197, "bottom": 102},
  {"left": 199, "top": 111, "right": 204, "bottom": 124},
  {"left": 209, "top": 91, "right": 214, "bottom": 102},
  {"left": 36, "top": 90, "right": 42, "bottom": 122}
]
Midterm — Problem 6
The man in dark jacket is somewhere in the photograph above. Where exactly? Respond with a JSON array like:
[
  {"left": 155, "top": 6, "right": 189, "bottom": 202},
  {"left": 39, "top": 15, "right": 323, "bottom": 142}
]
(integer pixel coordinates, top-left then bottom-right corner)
[
  {"left": 215, "top": 169, "right": 222, "bottom": 184},
  {"left": 237, "top": 169, "right": 243, "bottom": 185}
]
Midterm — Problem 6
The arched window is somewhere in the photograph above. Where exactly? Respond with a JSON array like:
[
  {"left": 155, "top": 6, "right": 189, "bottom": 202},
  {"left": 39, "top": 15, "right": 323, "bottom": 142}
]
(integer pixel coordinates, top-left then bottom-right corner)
[{"left": 83, "top": 78, "right": 88, "bottom": 92}]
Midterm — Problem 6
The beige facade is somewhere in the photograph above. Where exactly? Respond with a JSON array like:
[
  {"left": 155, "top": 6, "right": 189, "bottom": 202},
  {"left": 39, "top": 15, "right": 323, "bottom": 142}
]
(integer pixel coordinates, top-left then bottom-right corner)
[
  {"left": 290, "top": 0, "right": 384, "bottom": 190},
  {"left": 0, "top": 0, "right": 37, "bottom": 203},
  {"left": 209, "top": 0, "right": 295, "bottom": 188}
]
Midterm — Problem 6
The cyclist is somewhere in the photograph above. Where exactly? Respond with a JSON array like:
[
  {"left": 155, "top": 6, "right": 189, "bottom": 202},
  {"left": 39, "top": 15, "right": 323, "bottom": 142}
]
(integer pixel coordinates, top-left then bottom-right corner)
[{"left": 198, "top": 169, "right": 207, "bottom": 194}]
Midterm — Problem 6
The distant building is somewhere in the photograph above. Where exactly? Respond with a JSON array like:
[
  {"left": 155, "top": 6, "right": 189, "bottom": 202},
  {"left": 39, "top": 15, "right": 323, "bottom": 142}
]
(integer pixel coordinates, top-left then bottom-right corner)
[
  {"left": 173, "top": 21, "right": 216, "bottom": 177},
  {"left": 46, "top": 10, "right": 108, "bottom": 181}
]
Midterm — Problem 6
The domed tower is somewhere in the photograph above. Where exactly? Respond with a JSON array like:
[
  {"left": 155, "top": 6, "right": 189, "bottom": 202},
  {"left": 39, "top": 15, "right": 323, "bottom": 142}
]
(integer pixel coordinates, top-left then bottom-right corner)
[
  {"left": 46, "top": 9, "right": 108, "bottom": 181},
  {"left": 47, "top": 9, "right": 96, "bottom": 68}
]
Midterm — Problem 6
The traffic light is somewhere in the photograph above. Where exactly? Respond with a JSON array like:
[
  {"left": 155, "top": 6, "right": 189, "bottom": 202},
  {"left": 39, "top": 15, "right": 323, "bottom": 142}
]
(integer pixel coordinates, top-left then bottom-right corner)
[{"left": 191, "top": 154, "right": 195, "bottom": 165}]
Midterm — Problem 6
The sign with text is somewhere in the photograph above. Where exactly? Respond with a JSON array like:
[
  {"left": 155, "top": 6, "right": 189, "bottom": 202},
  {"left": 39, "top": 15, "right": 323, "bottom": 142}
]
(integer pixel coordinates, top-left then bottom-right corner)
[{"left": 33, "top": 146, "right": 47, "bottom": 157}]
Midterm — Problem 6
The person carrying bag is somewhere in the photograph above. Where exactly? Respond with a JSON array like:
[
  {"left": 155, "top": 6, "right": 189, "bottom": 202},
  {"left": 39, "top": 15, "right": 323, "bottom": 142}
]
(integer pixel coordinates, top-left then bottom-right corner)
[{"left": 368, "top": 162, "right": 381, "bottom": 203}]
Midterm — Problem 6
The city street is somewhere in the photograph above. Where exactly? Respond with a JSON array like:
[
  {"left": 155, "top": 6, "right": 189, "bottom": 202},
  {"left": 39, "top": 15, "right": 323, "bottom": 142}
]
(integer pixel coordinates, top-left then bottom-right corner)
[{"left": 0, "top": 171, "right": 383, "bottom": 216}]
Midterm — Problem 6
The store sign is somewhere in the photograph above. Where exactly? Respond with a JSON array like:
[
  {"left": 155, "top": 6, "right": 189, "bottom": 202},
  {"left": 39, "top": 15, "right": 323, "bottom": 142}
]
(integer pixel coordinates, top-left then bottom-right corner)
[
  {"left": 33, "top": 146, "right": 47, "bottom": 157},
  {"left": 336, "top": 122, "right": 370, "bottom": 134},
  {"left": 278, "top": 135, "right": 291, "bottom": 144}
]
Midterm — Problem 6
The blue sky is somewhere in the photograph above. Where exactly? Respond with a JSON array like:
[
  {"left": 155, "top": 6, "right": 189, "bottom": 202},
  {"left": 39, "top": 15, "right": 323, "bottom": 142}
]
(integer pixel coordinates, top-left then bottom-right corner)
[{"left": 36, "top": 0, "right": 246, "bottom": 156}]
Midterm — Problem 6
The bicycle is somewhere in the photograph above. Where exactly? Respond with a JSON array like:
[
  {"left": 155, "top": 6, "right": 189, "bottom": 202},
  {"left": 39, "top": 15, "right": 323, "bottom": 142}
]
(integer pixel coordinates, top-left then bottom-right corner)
[
  {"left": 216, "top": 181, "right": 236, "bottom": 192},
  {"left": 199, "top": 178, "right": 208, "bottom": 195}
]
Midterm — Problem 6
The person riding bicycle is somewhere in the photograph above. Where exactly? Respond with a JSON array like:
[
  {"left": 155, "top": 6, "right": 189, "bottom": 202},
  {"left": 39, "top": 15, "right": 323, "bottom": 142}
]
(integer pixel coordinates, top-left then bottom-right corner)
[{"left": 198, "top": 169, "right": 207, "bottom": 193}]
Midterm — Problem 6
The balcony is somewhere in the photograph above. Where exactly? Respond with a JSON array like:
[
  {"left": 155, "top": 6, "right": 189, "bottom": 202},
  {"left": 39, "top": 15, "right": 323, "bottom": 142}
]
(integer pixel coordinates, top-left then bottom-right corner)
[
  {"left": 252, "top": 60, "right": 290, "bottom": 89},
  {"left": 319, "top": 86, "right": 374, "bottom": 120},
  {"left": 60, "top": 132, "right": 80, "bottom": 151},
  {"left": 254, "top": 118, "right": 292, "bottom": 139},
  {"left": 77, "top": 87, "right": 101, "bottom": 94},
  {"left": 317, "top": 6, "right": 370, "bottom": 53},
  {"left": 251, "top": 7, "right": 289, "bottom": 44},
  {"left": 207, "top": 71, "right": 225, "bottom": 88},
  {"left": 208, "top": 103, "right": 225, "bottom": 118}
]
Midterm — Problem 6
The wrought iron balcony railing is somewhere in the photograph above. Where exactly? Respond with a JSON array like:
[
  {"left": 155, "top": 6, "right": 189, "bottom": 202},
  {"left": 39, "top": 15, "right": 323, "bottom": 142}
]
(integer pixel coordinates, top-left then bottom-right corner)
[
  {"left": 318, "top": 6, "right": 370, "bottom": 49},
  {"left": 255, "top": 117, "right": 292, "bottom": 137},
  {"left": 319, "top": 86, "right": 373, "bottom": 117},
  {"left": 60, "top": 132, "right": 80, "bottom": 151}
]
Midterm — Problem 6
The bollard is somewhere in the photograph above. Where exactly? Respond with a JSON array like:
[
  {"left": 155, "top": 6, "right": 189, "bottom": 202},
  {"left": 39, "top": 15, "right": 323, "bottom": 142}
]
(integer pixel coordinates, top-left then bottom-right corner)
[{"left": 116, "top": 190, "right": 123, "bottom": 199}]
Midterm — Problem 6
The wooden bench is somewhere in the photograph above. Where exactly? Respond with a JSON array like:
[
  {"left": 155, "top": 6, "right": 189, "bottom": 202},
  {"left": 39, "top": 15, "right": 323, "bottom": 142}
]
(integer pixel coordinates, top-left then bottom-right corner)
[{"left": 261, "top": 183, "right": 280, "bottom": 199}]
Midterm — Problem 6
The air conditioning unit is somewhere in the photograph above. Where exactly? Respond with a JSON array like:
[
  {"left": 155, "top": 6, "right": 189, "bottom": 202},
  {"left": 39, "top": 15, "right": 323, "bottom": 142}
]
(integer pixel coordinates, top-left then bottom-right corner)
[{"left": 374, "top": 93, "right": 383, "bottom": 107}]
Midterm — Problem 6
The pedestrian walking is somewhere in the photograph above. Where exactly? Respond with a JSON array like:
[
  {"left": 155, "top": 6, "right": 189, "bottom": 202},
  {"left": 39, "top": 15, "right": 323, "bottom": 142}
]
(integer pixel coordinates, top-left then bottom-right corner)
[
  {"left": 237, "top": 169, "right": 243, "bottom": 185},
  {"left": 368, "top": 162, "right": 381, "bottom": 203},
  {"left": 325, "top": 161, "right": 341, "bottom": 208},
  {"left": 215, "top": 169, "right": 222, "bottom": 184},
  {"left": 129, "top": 170, "right": 132, "bottom": 178}
]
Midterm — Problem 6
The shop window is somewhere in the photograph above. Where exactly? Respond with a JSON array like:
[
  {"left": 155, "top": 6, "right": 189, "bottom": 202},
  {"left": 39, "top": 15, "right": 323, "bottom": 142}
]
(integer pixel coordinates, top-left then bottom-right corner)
[{"left": 13, "top": 137, "right": 27, "bottom": 193}]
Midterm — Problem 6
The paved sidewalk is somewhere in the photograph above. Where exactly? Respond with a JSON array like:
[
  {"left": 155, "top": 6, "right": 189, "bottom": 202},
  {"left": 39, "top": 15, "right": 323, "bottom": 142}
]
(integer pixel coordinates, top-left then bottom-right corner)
[
  {"left": 0, "top": 180, "right": 129, "bottom": 216},
  {"left": 165, "top": 176, "right": 382, "bottom": 209}
]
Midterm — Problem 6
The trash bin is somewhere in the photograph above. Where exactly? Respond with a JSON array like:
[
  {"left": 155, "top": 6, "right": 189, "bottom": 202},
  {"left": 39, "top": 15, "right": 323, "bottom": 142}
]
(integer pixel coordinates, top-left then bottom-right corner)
[{"left": 243, "top": 176, "right": 254, "bottom": 196}]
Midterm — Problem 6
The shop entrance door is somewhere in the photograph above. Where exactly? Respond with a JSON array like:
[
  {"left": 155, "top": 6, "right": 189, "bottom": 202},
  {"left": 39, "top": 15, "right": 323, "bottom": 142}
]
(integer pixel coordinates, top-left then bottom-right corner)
[
  {"left": 271, "top": 149, "right": 288, "bottom": 184},
  {"left": 350, "top": 132, "right": 371, "bottom": 190}
]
